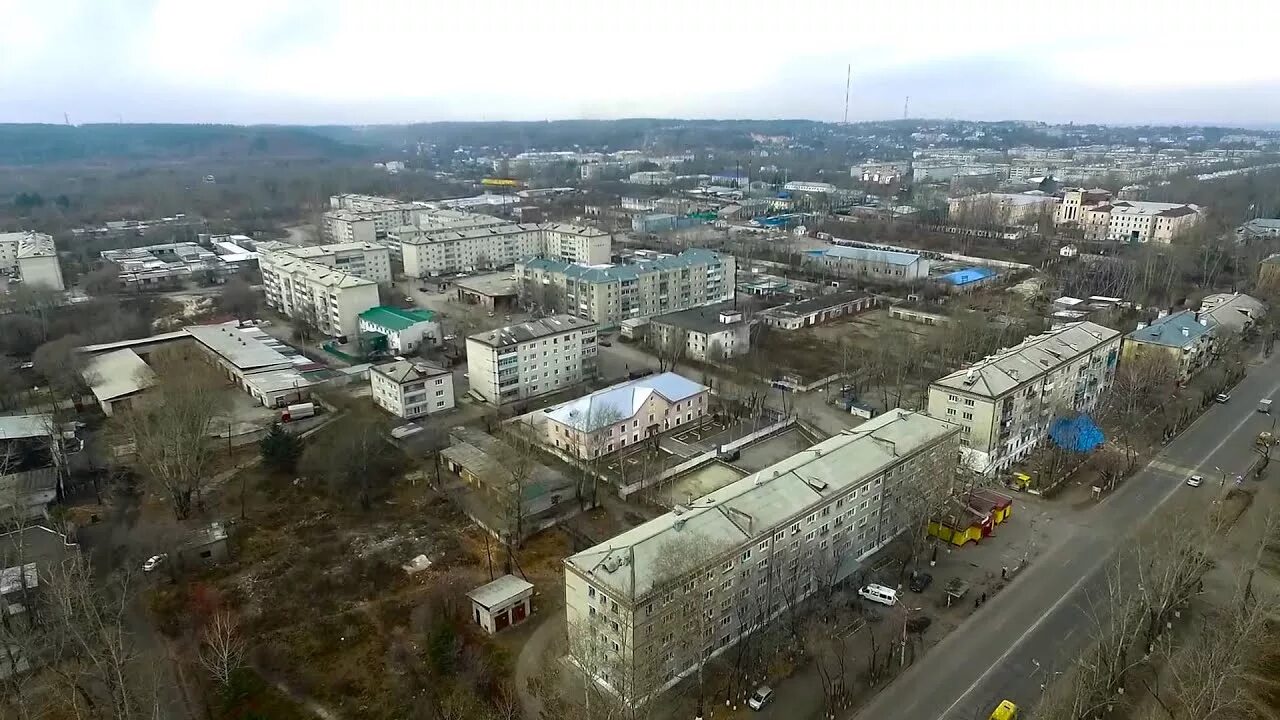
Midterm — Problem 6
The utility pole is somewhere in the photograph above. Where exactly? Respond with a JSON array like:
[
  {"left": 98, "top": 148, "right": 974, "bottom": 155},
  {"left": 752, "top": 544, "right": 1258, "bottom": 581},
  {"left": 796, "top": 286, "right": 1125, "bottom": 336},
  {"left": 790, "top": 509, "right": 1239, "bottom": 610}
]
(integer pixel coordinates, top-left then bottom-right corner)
[
  {"left": 903, "top": 96, "right": 910, "bottom": 121},
  {"left": 843, "top": 64, "right": 851, "bottom": 125}
]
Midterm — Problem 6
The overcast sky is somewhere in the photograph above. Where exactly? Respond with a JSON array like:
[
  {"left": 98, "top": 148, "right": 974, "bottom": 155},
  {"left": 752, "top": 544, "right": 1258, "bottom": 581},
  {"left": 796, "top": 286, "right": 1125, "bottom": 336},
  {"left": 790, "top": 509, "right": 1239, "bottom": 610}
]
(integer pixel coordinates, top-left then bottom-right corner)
[{"left": 3, "top": 0, "right": 1279, "bottom": 127}]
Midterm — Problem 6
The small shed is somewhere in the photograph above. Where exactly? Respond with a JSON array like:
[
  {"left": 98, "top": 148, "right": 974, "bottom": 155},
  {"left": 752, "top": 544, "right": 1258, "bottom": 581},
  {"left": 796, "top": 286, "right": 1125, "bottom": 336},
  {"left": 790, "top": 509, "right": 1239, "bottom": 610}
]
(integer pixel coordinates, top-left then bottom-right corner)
[{"left": 467, "top": 574, "right": 534, "bottom": 634}]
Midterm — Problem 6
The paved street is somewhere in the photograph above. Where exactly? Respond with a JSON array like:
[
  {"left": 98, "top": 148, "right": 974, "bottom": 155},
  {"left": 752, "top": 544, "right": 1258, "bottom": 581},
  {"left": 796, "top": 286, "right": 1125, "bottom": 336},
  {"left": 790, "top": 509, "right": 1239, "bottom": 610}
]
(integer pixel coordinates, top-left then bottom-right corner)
[{"left": 850, "top": 351, "right": 1280, "bottom": 720}]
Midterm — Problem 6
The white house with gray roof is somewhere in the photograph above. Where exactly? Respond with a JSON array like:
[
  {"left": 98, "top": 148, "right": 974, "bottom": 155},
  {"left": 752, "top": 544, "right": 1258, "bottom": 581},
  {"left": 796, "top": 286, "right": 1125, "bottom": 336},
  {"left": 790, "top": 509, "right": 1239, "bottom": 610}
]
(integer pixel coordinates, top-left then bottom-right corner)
[
  {"left": 562, "top": 410, "right": 960, "bottom": 703},
  {"left": 927, "top": 321, "right": 1121, "bottom": 475},
  {"left": 542, "top": 372, "right": 709, "bottom": 459},
  {"left": 466, "top": 315, "right": 598, "bottom": 405},
  {"left": 806, "top": 245, "right": 929, "bottom": 283}
]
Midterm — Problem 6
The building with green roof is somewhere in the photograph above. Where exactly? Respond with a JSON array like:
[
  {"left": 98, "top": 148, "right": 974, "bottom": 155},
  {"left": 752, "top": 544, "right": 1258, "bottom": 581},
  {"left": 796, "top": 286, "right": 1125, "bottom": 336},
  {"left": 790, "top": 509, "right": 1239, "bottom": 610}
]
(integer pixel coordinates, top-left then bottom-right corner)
[{"left": 357, "top": 306, "right": 441, "bottom": 354}]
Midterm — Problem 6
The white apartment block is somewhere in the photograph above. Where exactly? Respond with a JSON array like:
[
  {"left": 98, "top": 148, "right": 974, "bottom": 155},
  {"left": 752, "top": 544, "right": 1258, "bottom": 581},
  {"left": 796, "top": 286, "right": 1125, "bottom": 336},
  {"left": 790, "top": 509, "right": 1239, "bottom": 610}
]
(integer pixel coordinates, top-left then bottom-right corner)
[
  {"left": 517, "top": 249, "right": 735, "bottom": 327},
  {"left": 1056, "top": 189, "right": 1203, "bottom": 243},
  {"left": 323, "top": 211, "right": 378, "bottom": 245},
  {"left": 370, "top": 359, "right": 455, "bottom": 419},
  {"left": 466, "top": 315, "right": 598, "bottom": 405},
  {"left": 927, "top": 321, "right": 1122, "bottom": 475},
  {"left": 563, "top": 410, "right": 960, "bottom": 704},
  {"left": 394, "top": 223, "right": 611, "bottom": 278},
  {"left": 268, "top": 242, "right": 392, "bottom": 284},
  {"left": 0, "top": 232, "right": 64, "bottom": 290},
  {"left": 326, "top": 194, "right": 423, "bottom": 241},
  {"left": 543, "top": 373, "right": 710, "bottom": 459},
  {"left": 947, "top": 192, "right": 1058, "bottom": 226},
  {"left": 259, "top": 252, "right": 380, "bottom": 338}
]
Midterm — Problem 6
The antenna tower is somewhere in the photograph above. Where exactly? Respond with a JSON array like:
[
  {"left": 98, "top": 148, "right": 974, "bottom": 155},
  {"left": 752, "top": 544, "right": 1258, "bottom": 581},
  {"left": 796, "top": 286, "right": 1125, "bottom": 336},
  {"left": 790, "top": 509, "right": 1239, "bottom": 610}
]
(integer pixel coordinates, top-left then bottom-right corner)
[
  {"left": 903, "top": 96, "right": 910, "bottom": 121},
  {"left": 843, "top": 64, "right": 851, "bottom": 125}
]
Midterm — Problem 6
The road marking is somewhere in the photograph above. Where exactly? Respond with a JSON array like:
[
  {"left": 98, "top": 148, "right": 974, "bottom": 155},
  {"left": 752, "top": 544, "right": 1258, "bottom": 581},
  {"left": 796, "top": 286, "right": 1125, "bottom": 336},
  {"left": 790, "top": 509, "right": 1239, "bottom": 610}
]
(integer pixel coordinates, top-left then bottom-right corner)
[{"left": 935, "top": 372, "right": 1280, "bottom": 720}]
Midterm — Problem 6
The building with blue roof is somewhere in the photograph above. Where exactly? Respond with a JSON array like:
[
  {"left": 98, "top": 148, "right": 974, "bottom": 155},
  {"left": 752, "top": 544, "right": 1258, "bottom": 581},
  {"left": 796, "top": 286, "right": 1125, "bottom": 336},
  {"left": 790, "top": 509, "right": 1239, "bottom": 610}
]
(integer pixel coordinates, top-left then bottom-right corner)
[
  {"left": 517, "top": 249, "right": 735, "bottom": 327},
  {"left": 542, "top": 372, "right": 710, "bottom": 459},
  {"left": 939, "top": 266, "right": 998, "bottom": 291},
  {"left": 1121, "top": 310, "right": 1215, "bottom": 380},
  {"left": 805, "top": 244, "right": 930, "bottom": 283}
]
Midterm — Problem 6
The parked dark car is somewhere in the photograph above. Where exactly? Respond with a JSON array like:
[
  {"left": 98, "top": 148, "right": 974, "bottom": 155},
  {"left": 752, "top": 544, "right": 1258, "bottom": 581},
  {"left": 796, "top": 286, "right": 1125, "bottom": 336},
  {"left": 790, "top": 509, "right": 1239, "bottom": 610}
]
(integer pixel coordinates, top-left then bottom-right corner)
[{"left": 908, "top": 571, "right": 933, "bottom": 593}]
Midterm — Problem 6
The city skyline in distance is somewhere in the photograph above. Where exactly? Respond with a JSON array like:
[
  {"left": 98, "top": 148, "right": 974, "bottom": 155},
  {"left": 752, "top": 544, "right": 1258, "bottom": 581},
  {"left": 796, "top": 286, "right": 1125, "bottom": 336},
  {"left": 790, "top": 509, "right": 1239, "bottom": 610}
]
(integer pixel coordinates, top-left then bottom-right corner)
[{"left": 3, "top": 0, "right": 1279, "bottom": 127}]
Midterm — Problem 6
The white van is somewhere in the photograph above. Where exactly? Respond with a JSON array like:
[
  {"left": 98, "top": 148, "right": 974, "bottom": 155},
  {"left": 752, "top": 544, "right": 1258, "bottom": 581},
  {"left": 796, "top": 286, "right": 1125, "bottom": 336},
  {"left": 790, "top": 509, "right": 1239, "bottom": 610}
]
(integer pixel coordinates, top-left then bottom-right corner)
[{"left": 859, "top": 583, "right": 899, "bottom": 607}]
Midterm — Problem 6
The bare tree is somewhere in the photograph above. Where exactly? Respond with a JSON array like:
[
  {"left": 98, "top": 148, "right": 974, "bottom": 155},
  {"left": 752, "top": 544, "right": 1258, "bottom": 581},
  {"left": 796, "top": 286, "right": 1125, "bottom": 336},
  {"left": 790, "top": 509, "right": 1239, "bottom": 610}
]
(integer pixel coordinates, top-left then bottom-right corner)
[
  {"left": 198, "top": 610, "right": 245, "bottom": 688},
  {"left": 217, "top": 278, "right": 259, "bottom": 322},
  {"left": 112, "top": 348, "right": 227, "bottom": 519}
]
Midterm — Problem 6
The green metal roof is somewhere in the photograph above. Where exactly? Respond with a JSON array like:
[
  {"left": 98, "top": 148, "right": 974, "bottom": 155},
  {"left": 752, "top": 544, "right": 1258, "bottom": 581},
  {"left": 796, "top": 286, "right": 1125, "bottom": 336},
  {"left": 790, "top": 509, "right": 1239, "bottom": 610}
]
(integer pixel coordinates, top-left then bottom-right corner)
[{"left": 358, "top": 305, "right": 437, "bottom": 332}]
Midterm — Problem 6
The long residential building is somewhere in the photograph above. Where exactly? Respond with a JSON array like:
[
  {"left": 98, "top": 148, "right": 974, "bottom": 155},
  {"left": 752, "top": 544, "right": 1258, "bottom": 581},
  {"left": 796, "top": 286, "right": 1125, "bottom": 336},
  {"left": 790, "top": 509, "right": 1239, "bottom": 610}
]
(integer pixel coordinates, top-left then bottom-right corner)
[
  {"left": 466, "top": 315, "right": 598, "bottom": 405},
  {"left": 927, "top": 321, "right": 1122, "bottom": 475},
  {"left": 264, "top": 242, "right": 392, "bottom": 284},
  {"left": 259, "top": 249, "right": 380, "bottom": 338},
  {"left": 563, "top": 410, "right": 960, "bottom": 703},
  {"left": 517, "top": 248, "right": 734, "bottom": 327},
  {"left": 326, "top": 194, "right": 423, "bottom": 241},
  {"left": 393, "top": 222, "right": 611, "bottom": 277}
]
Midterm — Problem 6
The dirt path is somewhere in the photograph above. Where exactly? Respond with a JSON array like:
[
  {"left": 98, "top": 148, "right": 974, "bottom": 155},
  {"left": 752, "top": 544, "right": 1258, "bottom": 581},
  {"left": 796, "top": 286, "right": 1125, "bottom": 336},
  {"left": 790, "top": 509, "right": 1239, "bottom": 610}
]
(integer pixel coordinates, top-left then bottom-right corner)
[{"left": 514, "top": 609, "right": 565, "bottom": 719}]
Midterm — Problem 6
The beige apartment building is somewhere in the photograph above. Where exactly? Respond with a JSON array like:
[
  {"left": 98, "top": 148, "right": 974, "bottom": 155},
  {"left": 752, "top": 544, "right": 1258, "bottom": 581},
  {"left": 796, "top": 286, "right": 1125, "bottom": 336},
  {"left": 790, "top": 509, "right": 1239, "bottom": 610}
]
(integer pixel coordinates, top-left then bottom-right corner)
[
  {"left": 563, "top": 410, "right": 960, "bottom": 704},
  {"left": 268, "top": 242, "right": 392, "bottom": 284},
  {"left": 517, "top": 248, "right": 735, "bottom": 327},
  {"left": 1054, "top": 189, "right": 1202, "bottom": 243},
  {"left": 543, "top": 373, "right": 709, "bottom": 459},
  {"left": 259, "top": 251, "right": 380, "bottom": 338},
  {"left": 927, "top": 321, "right": 1122, "bottom": 475},
  {"left": 395, "top": 223, "right": 611, "bottom": 278},
  {"left": 325, "top": 194, "right": 422, "bottom": 241},
  {"left": 466, "top": 315, "right": 598, "bottom": 405}
]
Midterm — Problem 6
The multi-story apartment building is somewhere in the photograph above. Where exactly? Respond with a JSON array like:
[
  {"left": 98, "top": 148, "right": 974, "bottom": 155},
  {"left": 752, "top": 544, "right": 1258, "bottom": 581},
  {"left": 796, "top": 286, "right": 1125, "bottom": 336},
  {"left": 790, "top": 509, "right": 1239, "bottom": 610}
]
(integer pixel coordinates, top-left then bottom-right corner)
[
  {"left": 927, "top": 321, "right": 1121, "bottom": 475},
  {"left": 1054, "top": 190, "right": 1203, "bottom": 243},
  {"left": 517, "top": 248, "right": 734, "bottom": 327},
  {"left": 323, "top": 211, "right": 378, "bottom": 245},
  {"left": 394, "top": 223, "right": 611, "bottom": 278},
  {"left": 466, "top": 315, "right": 598, "bottom": 405},
  {"left": 325, "top": 194, "right": 422, "bottom": 241},
  {"left": 1121, "top": 311, "right": 1214, "bottom": 382},
  {"left": 543, "top": 373, "right": 709, "bottom": 458},
  {"left": 259, "top": 253, "right": 380, "bottom": 338},
  {"left": 370, "top": 359, "right": 455, "bottom": 419},
  {"left": 563, "top": 410, "right": 960, "bottom": 703},
  {"left": 271, "top": 242, "right": 392, "bottom": 284},
  {"left": 0, "top": 232, "right": 64, "bottom": 290}
]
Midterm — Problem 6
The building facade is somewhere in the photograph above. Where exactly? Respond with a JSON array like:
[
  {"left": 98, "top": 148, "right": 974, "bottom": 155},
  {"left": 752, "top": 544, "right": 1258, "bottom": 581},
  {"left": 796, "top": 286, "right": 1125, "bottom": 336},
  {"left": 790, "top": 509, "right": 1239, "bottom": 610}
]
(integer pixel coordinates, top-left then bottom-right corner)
[
  {"left": 357, "top": 306, "right": 441, "bottom": 353},
  {"left": 466, "top": 315, "right": 598, "bottom": 405},
  {"left": 927, "top": 321, "right": 1122, "bottom": 474},
  {"left": 370, "top": 360, "right": 455, "bottom": 419},
  {"left": 563, "top": 410, "right": 960, "bottom": 703},
  {"left": 259, "top": 251, "right": 380, "bottom": 337},
  {"left": 517, "top": 249, "right": 735, "bottom": 327},
  {"left": 543, "top": 373, "right": 709, "bottom": 459},
  {"left": 806, "top": 246, "right": 930, "bottom": 283},
  {"left": 1055, "top": 190, "right": 1203, "bottom": 243},
  {"left": 757, "top": 292, "right": 879, "bottom": 331},
  {"left": 274, "top": 242, "right": 392, "bottom": 284},
  {"left": 394, "top": 223, "right": 611, "bottom": 277},
  {"left": 648, "top": 306, "right": 750, "bottom": 362},
  {"left": 947, "top": 192, "right": 1057, "bottom": 226}
]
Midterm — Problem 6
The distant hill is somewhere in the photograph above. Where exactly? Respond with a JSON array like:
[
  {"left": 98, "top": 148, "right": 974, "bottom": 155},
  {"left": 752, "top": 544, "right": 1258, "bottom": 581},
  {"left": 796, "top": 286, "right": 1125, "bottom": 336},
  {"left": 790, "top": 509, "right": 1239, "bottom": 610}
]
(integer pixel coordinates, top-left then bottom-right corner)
[{"left": 0, "top": 124, "right": 371, "bottom": 165}]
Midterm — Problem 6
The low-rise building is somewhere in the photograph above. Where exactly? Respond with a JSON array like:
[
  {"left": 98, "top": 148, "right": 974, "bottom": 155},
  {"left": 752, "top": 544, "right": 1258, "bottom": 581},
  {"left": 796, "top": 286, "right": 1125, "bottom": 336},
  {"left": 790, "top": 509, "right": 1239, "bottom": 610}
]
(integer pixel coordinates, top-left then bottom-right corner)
[
  {"left": 517, "top": 248, "right": 735, "bottom": 327},
  {"left": 185, "top": 322, "right": 343, "bottom": 407},
  {"left": 1260, "top": 253, "right": 1280, "bottom": 289},
  {"left": 1103, "top": 201, "right": 1203, "bottom": 243},
  {"left": 757, "top": 292, "right": 879, "bottom": 331},
  {"left": 1122, "top": 311, "right": 1214, "bottom": 381},
  {"left": 370, "top": 359, "right": 455, "bottom": 418},
  {"left": 631, "top": 213, "right": 696, "bottom": 234},
  {"left": 0, "top": 414, "right": 64, "bottom": 521},
  {"left": 629, "top": 171, "right": 675, "bottom": 185},
  {"left": 466, "top": 316, "right": 598, "bottom": 405},
  {"left": 358, "top": 306, "right": 440, "bottom": 354},
  {"left": 928, "top": 322, "right": 1122, "bottom": 474},
  {"left": 543, "top": 373, "right": 709, "bottom": 459},
  {"left": 259, "top": 250, "right": 380, "bottom": 338},
  {"left": 648, "top": 305, "right": 750, "bottom": 361},
  {"left": 947, "top": 192, "right": 1057, "bottom": 226},
  {"left": 1238, "top": 218, "right": 1280, "bottom": 240},
  {"left": 455, "top": 273, "right": 520, "bottom": 311},
  {"left": 805, "top": 246, "right": 930, "bottom": 282},
  {"left": 1198, "top": 293, "right": 1265, "bottom": 336},
  {"left": 852, "top": 161, "right": 911, "bottom": 184},
  {"left": 82, "top": 348, "right": 157, "bottom": 416},
  {"left": 7, "top": 233, "right": 65, "bottom": 290},
  {"left": 468, "top": 575, "right": 535, "bottom": 634},
  {"left": 563, "top": 409, "right": 960, "bottom": 703}
]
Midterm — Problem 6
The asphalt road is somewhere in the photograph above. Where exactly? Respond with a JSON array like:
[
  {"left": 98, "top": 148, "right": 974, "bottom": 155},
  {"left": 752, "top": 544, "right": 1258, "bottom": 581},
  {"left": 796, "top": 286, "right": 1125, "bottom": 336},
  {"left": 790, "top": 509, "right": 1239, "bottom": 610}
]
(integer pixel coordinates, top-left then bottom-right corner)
[{"left": 852, "top": 352, "right": 1280, "bottom": 720}]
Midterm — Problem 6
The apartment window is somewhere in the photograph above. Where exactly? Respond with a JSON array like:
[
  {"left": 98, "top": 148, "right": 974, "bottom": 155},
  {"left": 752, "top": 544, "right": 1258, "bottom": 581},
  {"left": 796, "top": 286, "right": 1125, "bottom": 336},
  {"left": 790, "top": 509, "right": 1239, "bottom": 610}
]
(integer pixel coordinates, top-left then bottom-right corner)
[
  {"left": 773, "top": 531, "right": 785, "bottom": 542},
  {"left": 947, "top": 394, "right": 958, "bottom": 402},
  {"left": 758, "top": 540, "right": 769, "bottom": 552},
  {"left": 946, "top": 408, "right": 957, "bottom": 416},
  {"left": 721, "top": 579, "right": 731, "bottom": 591},
  {"left": 805, "top": 530, "right": 816, "bottom": 541},
  {"left": 741, "top": 549, "right": 752, "bottom": 562},
  {"left": 705, "top": 589, "right": 713, "bottom": 600},
  {"left": 964, "top": 398, "right": 975, "bottom": 407},
  {"left": 791, "top": 523, "right": 800, "bottom": 535},
  {"left": 588, "top": 587, "right": 596, "bottom": 599},
  {"left": 962, "top": 412, "right": 973, "bottom": 420},
  {"left": 722, "top": 560, "right": 733, "bottom": 573}
]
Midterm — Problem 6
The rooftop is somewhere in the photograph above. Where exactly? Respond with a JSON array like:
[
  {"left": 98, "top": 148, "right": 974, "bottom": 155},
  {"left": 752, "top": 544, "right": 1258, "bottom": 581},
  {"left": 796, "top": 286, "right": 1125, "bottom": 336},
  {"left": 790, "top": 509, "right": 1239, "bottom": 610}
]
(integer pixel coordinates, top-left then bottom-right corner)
[
  {"left": 279, "top": 242, "right": 385, "bottom": 259},
  {"left": 467, "top": 574, "right": 534, "bottom": 609},
  {"left": 83, "top": 348, "right": 156, "bottom": 403},
  {"left": 544, "top": 373, "right": 707, "bottom": 432},
  {"left": 649, "top": 302, "right": 745, "bottom": 334},
  {"left": 261, "top": 255, "right": 376, "bottom": 289},
  {"left": 455, "top": 273, "right": 520, "bottom": 298},
  {"left": 441, "top": 427, "right": 573, "bottom": 512},
  {"left": 184, "top": 322, "right": 294, "bottom": 371},
  {"left": 371, "top": 359, "right": 451, "bottom": 384},
  {"left": 564, "top": 410, "right": 958, "bottom": 602},
  {"left": 0, "top": 414, "right": 54, "bottom": 440},
  {"left": 818, "top": 245, "right": 924, "bottom": 267},
  {"left": 758, "top": 291, "right": 874, "bottom": 319},
  {"left": 1126, "top": 310, "right": 1211, "bottom": 348},
  {"left": 359, "top": 306, "right": 437, "bottom": 332},
  {"left": 933, "top": 321, "right": 1121, "bottom": 398},
  {"left": 939, "top": 267, "right": 997, "bottom": 286},
  {"left": 520, "top": 248, "right": 728, "bottom": 284},
  {"left": 1199, "top": 293, "right": 1265, "bottom": 333},
  {"left": 16, "top": 232, "right": 56, "bottom": 258},
  {"left": 467, "top": 315, "right": 596, "bottom": 349}
]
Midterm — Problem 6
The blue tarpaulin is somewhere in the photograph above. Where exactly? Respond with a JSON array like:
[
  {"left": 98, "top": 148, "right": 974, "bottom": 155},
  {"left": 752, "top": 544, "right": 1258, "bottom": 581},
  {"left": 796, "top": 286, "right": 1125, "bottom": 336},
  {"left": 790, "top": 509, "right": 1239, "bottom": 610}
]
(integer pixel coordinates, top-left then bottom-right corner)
[{"left": 1049, "top": 415, "right": 1104, "bottom": 452}]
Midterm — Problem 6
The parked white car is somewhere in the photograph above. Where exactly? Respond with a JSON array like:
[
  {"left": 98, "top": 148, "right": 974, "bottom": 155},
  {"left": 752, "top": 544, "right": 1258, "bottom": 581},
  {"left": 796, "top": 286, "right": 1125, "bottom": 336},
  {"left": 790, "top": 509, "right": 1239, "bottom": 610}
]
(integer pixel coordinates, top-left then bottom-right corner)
[
  {"left": 747, "top": 686, "right": 774, "bottom": 711},
  {"left": 858, "top": 583, "right": 898, "bottom": 607},
  {"left": 142, "top": 554, "right": 168, "bottom": 573}
]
